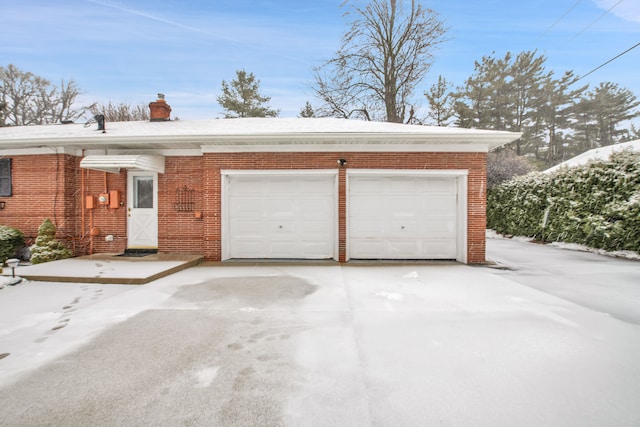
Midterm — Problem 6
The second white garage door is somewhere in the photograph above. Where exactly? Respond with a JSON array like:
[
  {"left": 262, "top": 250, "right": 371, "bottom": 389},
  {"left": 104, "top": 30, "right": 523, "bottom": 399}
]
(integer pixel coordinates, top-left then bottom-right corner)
[
  {"left": 348, "top": 171, "right": 466, "bottom": 260},
  {"left": 223, "top": 171, "right": 337, "bottom": 260}
]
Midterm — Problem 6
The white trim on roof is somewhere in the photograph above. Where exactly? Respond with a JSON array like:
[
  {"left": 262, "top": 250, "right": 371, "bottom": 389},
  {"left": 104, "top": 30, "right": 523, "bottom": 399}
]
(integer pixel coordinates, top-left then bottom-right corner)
[
  {"left": 201, "top": 143, "right": 492, "bottom": 153},
  {"left": 80, "top": 155, "right": 165, "bottom": 174},
  {"left": 0, "top": 118, "right": 522, "bottom": 152}
]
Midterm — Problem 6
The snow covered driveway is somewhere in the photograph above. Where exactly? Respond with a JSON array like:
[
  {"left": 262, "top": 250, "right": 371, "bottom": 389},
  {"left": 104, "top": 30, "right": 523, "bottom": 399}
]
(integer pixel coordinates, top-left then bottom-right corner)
[
  {"left": 487, "top": 237, "right": 640, "bottom": 325},
  {"left": 1, "top": 262, "right": 640, "bottom": 426}
]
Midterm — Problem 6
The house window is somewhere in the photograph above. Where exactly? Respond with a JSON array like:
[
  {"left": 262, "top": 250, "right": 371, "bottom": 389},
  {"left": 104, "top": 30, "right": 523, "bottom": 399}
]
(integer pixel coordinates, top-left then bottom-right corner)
[{"left": 0, "top": 159, "right": 11, "bottom": 197}]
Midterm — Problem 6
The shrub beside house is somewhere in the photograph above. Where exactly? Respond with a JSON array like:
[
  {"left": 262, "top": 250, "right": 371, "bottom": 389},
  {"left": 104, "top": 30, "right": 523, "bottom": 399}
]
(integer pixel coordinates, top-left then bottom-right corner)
[{"left": 487, "top": 150, "right": 640, "bottom": 253}]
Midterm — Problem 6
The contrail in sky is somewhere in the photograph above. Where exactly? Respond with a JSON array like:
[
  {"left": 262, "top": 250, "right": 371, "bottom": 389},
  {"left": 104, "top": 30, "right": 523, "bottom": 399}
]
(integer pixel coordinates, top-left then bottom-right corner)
[{"left": 86, "top": 0, "right": 213, "bottom": 36}]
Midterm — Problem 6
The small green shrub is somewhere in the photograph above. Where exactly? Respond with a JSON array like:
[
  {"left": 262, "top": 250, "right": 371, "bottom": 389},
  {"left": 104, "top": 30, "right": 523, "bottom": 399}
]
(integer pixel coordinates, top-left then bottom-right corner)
[
  {"left": 0, "top": 225, "right": 25, "bottom": 264},
  {"left": 30, "top": 218, "right": 72, "bottom": 264}
]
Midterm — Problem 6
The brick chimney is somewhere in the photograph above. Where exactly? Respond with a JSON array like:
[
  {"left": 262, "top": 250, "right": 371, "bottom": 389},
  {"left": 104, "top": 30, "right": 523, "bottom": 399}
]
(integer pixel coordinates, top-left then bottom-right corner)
[{"left": 149, "top": 93, "right": 171, "bottom": 121}]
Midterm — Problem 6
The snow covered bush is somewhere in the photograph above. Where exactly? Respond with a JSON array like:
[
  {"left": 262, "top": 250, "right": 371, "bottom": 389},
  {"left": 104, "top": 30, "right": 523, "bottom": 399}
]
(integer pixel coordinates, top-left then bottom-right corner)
[
  {"left": 0, "top": 225, "right": 24, "bottom": 264},
  {"left": 30, "top": 218, "right": 72, "bottom": 264},
  {"left": 488, "top": 150, "right": 640, "bottom": 252}
]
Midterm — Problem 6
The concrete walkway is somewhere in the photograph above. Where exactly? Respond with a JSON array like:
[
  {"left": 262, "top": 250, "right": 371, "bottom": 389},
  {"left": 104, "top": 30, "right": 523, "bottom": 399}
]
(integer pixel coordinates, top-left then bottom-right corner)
[{"left": 3, "top": 253, "right": 203, "bottom": 284}]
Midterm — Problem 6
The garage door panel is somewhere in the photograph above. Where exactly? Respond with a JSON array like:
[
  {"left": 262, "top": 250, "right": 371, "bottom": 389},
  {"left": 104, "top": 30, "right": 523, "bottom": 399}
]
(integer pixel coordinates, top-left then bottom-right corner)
[
  {"left": 426, "top": 178, "right": 457, "bottom": 192},
  {"left": 301, "top": 177, "right": 336, "bottom": 194},
  {"left": 389, "top": 220, "right": 417, "bottom": 233},
  {"left": 230, "top": 197, "right": 264, "bottom": 216},
  {"left": 389, "top": 197, "right": 419, "bottom": 214},
  {"left": 301, "top": 219, "right": 333, "bottom": 233},
  {"left": 349, "top": 178, "right": 382, "bottom": 193},
  {"left": 349, "top": 174, "right": 460, "bottom": 260},
  {"left": 351, "top": 220, "right": 384, "bottom": 236},
  {"left": 264, "top": 198, "right": 294, "bottom": 215},
  {"left": 232, "top": 178, "right": 266, "bottom": 194},
  {"left": 227, "top": 173, "right": 336, "bottom": 259},
  {"left": 389, "top": 178, "right": 419, "bottom": 193},
  {"left": 420, "top": 240, "right": 457, "bottom": 258},
  {"left": 350, "top": 240, "right": 385, "bottom": 258},
  {"left": 230, "top": 218, "right": 263, "bottom": 234},
  {"left": 299, "top": 198, "right": 333, "bottom": 217}
]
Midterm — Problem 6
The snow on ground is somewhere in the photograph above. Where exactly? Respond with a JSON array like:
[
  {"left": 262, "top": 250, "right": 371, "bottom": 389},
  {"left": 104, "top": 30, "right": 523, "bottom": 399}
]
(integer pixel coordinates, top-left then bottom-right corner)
[
  {"left": 0, "top": 260, "right": 639, "bottom": 425},
  {"left": 486, "top": 229, "right": 640, "bottom": 261}
]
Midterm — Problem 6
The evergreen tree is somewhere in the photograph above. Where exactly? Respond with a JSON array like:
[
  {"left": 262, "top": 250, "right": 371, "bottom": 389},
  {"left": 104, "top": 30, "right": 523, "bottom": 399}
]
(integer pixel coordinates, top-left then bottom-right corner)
[
  {"left": 30, "top": 219, "right": 72, "bottom": 264},
  {"left": 589, "top": 82, "right": 639, "bottom": 146},
  {"left": 299, "top": 101, "right": 315, "bottom": 118},
  {"left": 452, "top": 50, "right": 639, "bottom": 166},
  {"left": 217, "top": 70, "right": 279, "bottom": 118},
  {"left": 424, "top": 75, "right": 454, "bottom": 126},
  {"left": 534, "top": 71, "right": 587, "bottom": 163}
]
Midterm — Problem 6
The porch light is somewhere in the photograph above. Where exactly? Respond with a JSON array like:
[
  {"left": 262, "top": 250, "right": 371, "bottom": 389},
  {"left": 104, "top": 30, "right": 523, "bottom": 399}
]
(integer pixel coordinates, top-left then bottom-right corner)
[{"left": 5, "top": 258, "right": 19, "bottom": 278}]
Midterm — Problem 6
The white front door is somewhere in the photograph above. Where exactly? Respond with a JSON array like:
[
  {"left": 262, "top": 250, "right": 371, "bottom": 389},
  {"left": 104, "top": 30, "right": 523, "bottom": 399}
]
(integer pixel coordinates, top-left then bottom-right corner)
[
  {"left": 127, "top": 171, "right": 158, "bottom": 249},
  {"left": 223, "top": 171, "right": 337, "bottom": 260}
]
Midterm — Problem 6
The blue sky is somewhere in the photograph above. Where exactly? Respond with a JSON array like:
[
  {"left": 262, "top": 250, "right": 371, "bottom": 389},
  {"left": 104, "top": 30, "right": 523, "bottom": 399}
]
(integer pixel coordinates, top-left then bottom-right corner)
[{"left": 2, "top": 0, "right": 639, "bottom": 122}]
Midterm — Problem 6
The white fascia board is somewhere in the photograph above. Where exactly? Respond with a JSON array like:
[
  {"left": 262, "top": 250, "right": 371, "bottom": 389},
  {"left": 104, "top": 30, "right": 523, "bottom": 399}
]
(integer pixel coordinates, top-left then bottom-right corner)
[
  {"left": 0, "top": 146, "right": 77, "bottom": 156},
  {"left": 0, "top": 130, "right": 521, "bottom": 152},
  {"left": 202, "top": 143, "right": 491, "bottom": 153}
]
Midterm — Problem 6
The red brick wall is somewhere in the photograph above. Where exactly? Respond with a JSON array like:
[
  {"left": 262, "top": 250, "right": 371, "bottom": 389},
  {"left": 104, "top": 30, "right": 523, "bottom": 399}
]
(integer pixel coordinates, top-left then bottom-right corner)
[
  {"left": 0, "top": 154, "right": 80, "bottom": 249},
  {"left": 158, "top": 157, "right": 204, "bottom": 254},
  {"left": 81, "top": 166, "right": 127, "bottom": 254},
  {"left": 2, "top": 152, "right": 487, "bottom": 263},
  {"left": 203, "top": 152, "right": 488, "bottom": 263}
]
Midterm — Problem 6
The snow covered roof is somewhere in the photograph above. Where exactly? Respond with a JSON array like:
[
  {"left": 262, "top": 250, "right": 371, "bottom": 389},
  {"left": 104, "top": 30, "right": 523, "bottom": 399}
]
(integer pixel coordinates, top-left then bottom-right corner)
[
  {"left": 0, "top": 117, "right": 521, "bottom": 152},
  {"left": 545, "top": 139, "right": 640, "bottom": 173}
]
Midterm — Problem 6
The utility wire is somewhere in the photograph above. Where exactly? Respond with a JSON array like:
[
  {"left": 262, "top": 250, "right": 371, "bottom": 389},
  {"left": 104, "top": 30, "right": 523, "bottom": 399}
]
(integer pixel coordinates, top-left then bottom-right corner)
[
  {"left": 543, "top": 0, "right": 584, "bottom": 35},
  {"left": 575, "top": 41, "right": 640, "bottom": 83},
  {"left": 571, "top": 0, "right": 624, "bottom": 40}
]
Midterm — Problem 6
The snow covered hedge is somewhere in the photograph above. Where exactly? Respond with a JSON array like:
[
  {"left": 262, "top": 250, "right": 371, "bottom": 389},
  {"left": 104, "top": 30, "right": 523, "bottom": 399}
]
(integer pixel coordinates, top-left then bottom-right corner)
[
  {"left": 0, "top": 225, "right": 24, "bottom": 263},
  {"left": 488, "top": 150, "right": 640, "bottom": 252}
]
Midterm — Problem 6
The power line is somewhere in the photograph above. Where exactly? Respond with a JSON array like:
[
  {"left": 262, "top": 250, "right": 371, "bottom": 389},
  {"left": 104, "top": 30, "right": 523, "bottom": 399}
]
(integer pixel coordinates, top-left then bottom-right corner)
[
  {"left": 576, "top": 41, "right": 640, "bottom": 83},
  {"left": 543, "top": 0, "right": 584, "bottom": 35},
  {"left": 571, "top": 0, "right": 625, "bottom": 40}
]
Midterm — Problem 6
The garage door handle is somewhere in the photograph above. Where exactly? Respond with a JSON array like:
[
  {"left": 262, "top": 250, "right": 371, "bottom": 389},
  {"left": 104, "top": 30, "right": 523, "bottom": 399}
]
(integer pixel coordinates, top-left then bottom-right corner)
[
  {"left": 401, "top": 226, "right": 405, "bottom": 230},
  {"left": 279, "top": 225, "right": 283, "bottom": 229}
]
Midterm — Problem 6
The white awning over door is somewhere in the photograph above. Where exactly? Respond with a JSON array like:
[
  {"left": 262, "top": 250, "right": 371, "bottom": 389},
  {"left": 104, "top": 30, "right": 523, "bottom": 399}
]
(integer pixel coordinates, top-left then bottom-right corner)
[{"left": 80, "top": 155, "right": 165, "bottom": 174}]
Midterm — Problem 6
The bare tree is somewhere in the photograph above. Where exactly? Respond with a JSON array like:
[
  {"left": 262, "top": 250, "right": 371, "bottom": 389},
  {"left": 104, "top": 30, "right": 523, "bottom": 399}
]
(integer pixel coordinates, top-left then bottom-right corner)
[
  {"left": 487, "top": 148, "right": 534, "bottom": 188},
  {"left": 0, "top": 64, "right": 92, "bottom": 126},
  {"left": 313, "top": 0, "right": 447, "bottom": 123},
  {"left": 89, "top": 101, "right": 150, "bottom": 122}
]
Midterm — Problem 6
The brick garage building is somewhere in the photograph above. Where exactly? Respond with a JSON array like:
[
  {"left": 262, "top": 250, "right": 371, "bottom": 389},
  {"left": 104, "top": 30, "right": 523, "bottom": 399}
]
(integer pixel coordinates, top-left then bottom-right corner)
[{"left": 0, "top": 109, "right": 519, "bottom": 264}]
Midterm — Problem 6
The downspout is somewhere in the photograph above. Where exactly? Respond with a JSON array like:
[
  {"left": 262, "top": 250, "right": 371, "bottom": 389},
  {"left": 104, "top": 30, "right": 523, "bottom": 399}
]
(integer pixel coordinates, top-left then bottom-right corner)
[{"left": 81, "top": 151, "right": 86, "bottom": 240}]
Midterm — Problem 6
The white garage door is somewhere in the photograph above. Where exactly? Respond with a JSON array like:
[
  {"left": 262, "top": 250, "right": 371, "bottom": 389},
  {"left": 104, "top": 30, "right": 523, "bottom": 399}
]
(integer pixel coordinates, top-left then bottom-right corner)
[
  {"left": 224, "top": 172, "right": 337, "bottom": 260},
  {"left": 349, "top": 173, "right": 463, "bottom": 260}
]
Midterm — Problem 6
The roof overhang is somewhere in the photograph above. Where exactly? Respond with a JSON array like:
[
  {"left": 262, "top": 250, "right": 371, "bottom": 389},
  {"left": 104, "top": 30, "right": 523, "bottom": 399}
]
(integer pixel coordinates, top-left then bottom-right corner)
[{"left": 80, "top": 155, "right": 165, "bottom": 174}]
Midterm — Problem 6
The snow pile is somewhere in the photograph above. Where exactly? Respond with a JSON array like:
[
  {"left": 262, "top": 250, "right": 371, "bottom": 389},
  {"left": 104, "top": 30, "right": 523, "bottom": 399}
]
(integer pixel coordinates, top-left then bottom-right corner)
[
  {"left": 488, "top": 149, "right": 640, "bottom": 253},
  {"left": 545, "top": 139, "right": 640, "bottom": 173}
]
